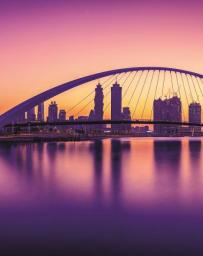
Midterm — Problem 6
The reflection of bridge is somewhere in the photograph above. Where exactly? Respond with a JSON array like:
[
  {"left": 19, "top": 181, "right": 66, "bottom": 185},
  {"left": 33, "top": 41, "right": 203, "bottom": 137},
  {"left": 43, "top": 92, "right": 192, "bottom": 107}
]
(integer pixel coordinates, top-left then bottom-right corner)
[
  {"left": 5, "top": 119, "right": 203, "bottom": 128},
  {"left": 1, "top": 66, "right": 203, "bottom": 128}
]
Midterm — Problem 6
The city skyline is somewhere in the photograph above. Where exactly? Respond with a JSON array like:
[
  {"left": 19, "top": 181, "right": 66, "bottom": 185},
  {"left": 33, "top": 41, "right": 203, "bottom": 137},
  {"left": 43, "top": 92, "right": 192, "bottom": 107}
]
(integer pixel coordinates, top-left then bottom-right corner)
[
  {"left": 3, "top": 66, "right": 203, "bottom": 129},
  {"left": 23, "top": 81, "right": 202, "bottom": 136}
]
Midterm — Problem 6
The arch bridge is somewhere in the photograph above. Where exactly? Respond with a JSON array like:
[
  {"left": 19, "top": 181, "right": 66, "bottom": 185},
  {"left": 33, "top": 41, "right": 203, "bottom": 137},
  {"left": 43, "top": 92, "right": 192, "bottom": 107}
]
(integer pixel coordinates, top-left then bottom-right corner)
[{"left": 1, "top": 66, "right": 203, "bottom": 128}]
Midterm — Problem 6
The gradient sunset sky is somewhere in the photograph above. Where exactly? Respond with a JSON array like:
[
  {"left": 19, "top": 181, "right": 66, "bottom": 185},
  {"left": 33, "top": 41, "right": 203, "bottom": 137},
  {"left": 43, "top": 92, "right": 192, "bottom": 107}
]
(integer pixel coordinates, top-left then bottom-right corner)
[{"left": 1, "top": 0, "right": 203, "bottom": 116}]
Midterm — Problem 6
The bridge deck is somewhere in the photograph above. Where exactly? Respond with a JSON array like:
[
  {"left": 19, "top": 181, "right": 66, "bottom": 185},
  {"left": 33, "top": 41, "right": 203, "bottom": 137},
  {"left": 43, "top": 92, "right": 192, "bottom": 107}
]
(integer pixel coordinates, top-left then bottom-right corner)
[{"left": 4, "top": 119, "right": 203, "bottom": 128}]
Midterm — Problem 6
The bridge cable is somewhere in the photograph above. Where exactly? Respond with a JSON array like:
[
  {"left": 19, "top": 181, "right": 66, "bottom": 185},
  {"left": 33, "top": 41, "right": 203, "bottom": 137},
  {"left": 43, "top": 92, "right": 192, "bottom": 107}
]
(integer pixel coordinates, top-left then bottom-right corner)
[
  {"left": 199, "top": 78, "right": 203, "bottom": 105},
  {"left": 161, "top": 71, "right": 166, "bottom": 98},
  {"left": 103, "top": 72, "right": 125, "bottom": 95},
  {"left": 66, "top": 74, "right": 115, "bottom": 114},
  {"left": 185, "top": 74, "right": 194, "bottom": 103},
  {"left": 127, "top": 71, "right": 144, "bottom": 107},
  {"left": 195, "top": 77, "right": 203, "bottom": 117},
  {"left": 190, "top": 75, "right": 199, "bottom": 102},
  {"left": 175, "top": 72, "right": 186, "bottom": 122},
  {"left": 122, "top": 71, "right": 138, "bottom": 100},
  {"left": 141, "top": 71, "right": 155, "bottom": 119},
  {"left": 150, "top": 70, "right": 160, "bottom": 120},
  {"left": 170, "top": 71, "right": 175, "bottom": 95},
  {"left": 195, "top": 77, "right": 203, "bottom": 101},
  {"left": 200, "top": 78, "right": 203, "bottom": 87},
  {"left": 180, "top": 73, "right": 190, "bottom": 108},
  {"left": 76, "top": 75, "right": 120, "bottom": 116},
  {"left": 132, "top": 71, "right": 150, "bottom": 119},
  {"left": 76, "top": 73, "right": 124, "bottom": 117},
  {"left": 103, "top": 72, "right": 132, "bottom": 113}
]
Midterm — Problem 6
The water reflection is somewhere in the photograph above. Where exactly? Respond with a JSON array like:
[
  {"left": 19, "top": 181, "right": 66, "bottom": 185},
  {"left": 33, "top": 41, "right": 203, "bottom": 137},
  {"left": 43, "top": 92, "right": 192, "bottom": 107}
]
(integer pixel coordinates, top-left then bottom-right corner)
[
  {"left": 153, "top": 140, "right": 182, "bottom": 174},
  {"left": 188, "top": 140, "right": 202, "bottom": 188},
  {"left": 0, "top": 138, "right": 203, "bottom": 207},
  {"left": 58, "top": 142, "right": 66, "bottom": 152},
  {"left": 0, "top": 144, "right": 35, "bottom": 177},
  {"left": 89, "top": 140, "right": 103, "bottom": 204},
  {"left": 189, "top": 140, "right": 201, "bottom": 168},
  {"left": 111, "top": 140, "right": 131, "bottom": 206},
  {"left": 153, "top": 140, "right": 182, "bottom": 200},
  {"left": 1, "top": 139, "right": 203, "bottom": 255},
  {"left": 0, "top": 138, "right": 203, "bottom": 256},
  {"left": 47, "top": 142, "right": 58, "bottom": 163}
]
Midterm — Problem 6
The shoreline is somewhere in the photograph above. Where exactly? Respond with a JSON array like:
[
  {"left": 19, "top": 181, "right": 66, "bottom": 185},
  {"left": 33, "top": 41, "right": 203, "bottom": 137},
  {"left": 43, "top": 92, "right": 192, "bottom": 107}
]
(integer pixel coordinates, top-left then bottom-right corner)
[{"left": 0, "top": 133, "right": 202, "bottom": 143}]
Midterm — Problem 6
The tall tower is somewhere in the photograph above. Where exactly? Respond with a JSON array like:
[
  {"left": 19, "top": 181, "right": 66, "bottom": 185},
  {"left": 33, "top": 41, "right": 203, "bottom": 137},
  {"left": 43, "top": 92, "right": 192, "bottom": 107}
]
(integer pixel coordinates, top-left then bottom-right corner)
[
  {"left": 48, "top": 101, "right": 58, "bottom": 122},
  {"left": 94, "top": 83, "right": 104, "bottom": 121},
  {"left": 189, "top": 102, "right": 201, "bottom": 133},
  {"left": 111, "top": 82, "right": 122, "bottom": 130},
  {"left": 37, "top": 102, "right": 44, "bottom": 122}
]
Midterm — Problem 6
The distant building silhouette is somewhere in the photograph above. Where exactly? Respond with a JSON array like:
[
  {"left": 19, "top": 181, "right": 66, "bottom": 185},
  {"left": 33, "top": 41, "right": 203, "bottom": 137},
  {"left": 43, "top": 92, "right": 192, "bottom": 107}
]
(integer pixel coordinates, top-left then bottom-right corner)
[
  {"left": 153, "top": 96, "right": 182, "bottom": 134},
  {"left": 153, "top": 99, "right": 163, "bottom": 134},
  {"left": 93, "top": 83, "right": 104, "bottom": 129},
  {"left": 27, "top": 107, "right": 36, "bottom": 122},
  {"left": 69, "top": 115, "right": 74, "bottom": 122},
  {"left": 94, "top": 83, "right": 104, "bottom": 121},
  {"left": 88, "top": 109, "right": 95, "bottom": 121},
  {"left": 78, "top": 116, "right": 88, "bottom": 121},
  {"left": 87, "top": 110, "right": 95, "bottom": 130},
  {"left": 37, "top": 102, "right": 44, "bottom": 122},
  {"left": 122, "top": 107, "right": 131, "bottom": 131},
  {"left": 69, "top": 115, "right": 74, "bottom": 130},
  {"left": 77, "top": 116, "right": 88, "bottom": 130},
  {"left": 111, "top": 82, "right": 122, "bottom": 130},
  {"left": 189, "top": 102, "right": 201, "bottom": 133},
  {"left": 59, "top": 109, "right": 66, "bottom": 121},
  {"left": 48, "top": 101, "right": 58, "bottom": 122},
  {"left": 17, "top": 112, "right": 26, "bottom": 123}
]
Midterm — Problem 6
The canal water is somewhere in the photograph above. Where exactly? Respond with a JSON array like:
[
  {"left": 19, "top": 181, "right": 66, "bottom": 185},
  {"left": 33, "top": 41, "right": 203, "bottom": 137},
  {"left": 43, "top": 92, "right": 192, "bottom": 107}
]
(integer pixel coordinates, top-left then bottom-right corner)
[{"left": 0, "top": 138, "right": 203, "bottom": 255}]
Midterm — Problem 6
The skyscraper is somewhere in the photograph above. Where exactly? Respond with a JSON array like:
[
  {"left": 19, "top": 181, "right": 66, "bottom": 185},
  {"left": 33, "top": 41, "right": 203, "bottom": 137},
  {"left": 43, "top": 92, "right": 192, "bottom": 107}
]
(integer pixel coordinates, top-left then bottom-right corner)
[
  {"left": 37, "top": 102, "right": 44, "bottom": 122},
  {"left": 111, "top": 81, "right": 122, "bottom": 130},
  {"left": 48, "top": 101, "right": 58, "bottom": 122},
  {"left": 153, "top": 96, "right": 182, "bottom": 134},
  {"left": 189, "top": 102, "right": 201, "bottom": 133},
  {"left": 27, "top": 107, "right": 36, "bottom": 122},
  {"left": 92, "top": 83, "right": 104, "bottom": 130},
  {"left": 94, "top": 83, "right": 104, "bottom": 121},
  {"left": 59, "top": 109, "right": 66, "bottom": 121}
]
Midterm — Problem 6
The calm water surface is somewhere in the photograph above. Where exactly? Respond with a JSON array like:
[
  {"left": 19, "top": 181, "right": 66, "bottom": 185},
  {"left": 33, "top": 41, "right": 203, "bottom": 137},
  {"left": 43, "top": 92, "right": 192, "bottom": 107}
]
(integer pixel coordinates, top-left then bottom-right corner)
[{"left": 0, "top": 138, "right": 203, "bottom": 255}]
